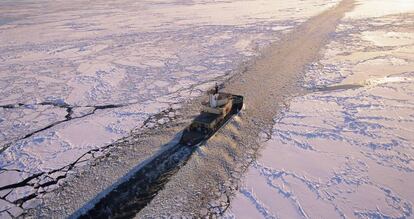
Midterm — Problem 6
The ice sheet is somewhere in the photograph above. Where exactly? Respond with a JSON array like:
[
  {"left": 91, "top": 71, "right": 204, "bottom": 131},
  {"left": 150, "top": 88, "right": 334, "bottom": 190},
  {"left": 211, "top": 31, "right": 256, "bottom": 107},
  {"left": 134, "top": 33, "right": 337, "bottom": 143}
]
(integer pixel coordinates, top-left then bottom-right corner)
[
  {"left": 226, "top": 0, "right": 414, "bottom": 218},
  {"left": 0, "top": 0, "right": 340, "bottom": 216}
]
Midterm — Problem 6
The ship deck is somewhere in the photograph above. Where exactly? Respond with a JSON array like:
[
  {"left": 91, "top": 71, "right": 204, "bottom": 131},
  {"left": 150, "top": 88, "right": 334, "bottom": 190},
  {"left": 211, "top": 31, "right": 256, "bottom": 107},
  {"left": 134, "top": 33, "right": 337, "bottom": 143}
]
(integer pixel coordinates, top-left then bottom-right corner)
[{"left": 194, "top": 112, "right": 218, "bottom": 124}]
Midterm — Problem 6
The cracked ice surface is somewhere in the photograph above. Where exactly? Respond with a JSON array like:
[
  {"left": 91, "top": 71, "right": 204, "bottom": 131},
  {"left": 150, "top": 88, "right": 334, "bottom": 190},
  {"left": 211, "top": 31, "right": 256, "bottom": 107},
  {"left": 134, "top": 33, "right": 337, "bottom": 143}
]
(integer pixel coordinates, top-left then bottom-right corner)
[
  {"left": 226, "top": 1, "right": 414, "bottom": 218},
  {"left": 0, "top": 0, "right": 341, "bottom": 216}
]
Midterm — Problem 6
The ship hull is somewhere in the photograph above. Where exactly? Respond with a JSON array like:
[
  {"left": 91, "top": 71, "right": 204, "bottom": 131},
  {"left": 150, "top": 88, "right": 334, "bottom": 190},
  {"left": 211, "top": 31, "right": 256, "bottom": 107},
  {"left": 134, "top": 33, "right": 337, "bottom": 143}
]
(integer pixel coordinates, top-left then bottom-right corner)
[{"left": 180, "top": 94, "right": 243, "bottom": 146}]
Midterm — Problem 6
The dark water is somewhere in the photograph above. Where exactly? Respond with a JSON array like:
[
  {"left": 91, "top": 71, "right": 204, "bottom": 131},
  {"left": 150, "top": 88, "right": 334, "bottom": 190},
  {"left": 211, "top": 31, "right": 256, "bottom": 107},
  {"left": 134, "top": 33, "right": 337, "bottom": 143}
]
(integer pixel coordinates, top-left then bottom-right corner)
[{"left": 72, "top": 143, "right": 194, "bottom": 219}]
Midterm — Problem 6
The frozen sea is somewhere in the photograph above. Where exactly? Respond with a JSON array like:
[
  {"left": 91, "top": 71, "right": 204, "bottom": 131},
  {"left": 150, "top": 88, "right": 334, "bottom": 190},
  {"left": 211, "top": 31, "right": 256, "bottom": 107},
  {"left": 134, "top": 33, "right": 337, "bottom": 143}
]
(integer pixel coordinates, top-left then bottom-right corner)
[
  {"left": 226, "top": 0, "right": 414, "bottom": 218},
  {"left": 0, "top": 0, "right": 342, "bottom": 217}
]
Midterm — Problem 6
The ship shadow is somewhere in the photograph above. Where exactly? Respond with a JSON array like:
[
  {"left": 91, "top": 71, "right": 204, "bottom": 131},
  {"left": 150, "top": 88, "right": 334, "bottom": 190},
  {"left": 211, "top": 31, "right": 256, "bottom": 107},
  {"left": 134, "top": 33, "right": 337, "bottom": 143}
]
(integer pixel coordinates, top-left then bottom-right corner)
[{"left": 70, "top": 131, "right": 196, "bottom": 219}]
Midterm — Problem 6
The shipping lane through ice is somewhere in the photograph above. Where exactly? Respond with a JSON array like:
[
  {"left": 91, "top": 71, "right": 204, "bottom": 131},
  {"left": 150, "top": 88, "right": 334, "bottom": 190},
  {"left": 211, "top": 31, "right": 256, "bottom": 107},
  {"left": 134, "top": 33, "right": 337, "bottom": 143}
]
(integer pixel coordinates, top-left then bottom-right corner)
[
  {"left": 136, "top": 0, "right": 357, "bottom": 217},
  {"left": 225, "top": 0, "right": 414, "bottom": 218}
]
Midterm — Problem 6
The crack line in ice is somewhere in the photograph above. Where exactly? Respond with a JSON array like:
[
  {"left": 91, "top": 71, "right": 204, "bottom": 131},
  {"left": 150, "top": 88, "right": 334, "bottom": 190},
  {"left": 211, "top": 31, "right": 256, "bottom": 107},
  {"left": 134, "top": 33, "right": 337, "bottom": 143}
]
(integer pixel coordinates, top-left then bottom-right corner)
[
  {"left": 239, "top": 187, "right": 277, "bottom": 219},
  {"left": 228, "top": 12, "right": 414, "bottom": 219},
  {"left": 0, "top": 102, "right": 125, "bottom": 154},
  {"left": 0, "top": 103, "right": 186, "bottom": 209}
]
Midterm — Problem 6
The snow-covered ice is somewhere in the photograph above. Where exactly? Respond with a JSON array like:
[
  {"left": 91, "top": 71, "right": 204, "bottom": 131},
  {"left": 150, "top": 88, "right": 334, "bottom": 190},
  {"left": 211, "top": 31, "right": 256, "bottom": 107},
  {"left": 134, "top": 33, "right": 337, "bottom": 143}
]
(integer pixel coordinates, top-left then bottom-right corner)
[
  {"left": 0, "top": 0, "right": 340, "bottom": 216},
  {"left": 226, "top": 0, "right": 414, "bottom": 218}
]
